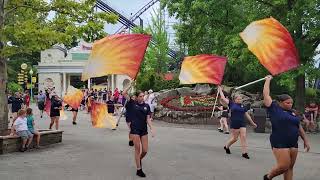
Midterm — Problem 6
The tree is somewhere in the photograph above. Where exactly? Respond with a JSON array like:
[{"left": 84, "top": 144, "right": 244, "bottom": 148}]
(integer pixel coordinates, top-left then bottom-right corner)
[
  {"left": 0, "top": 0, "right": 118, "bottom": 131},
  {"left": 162, "top": 0, "right": 320, "bottom": 111},
  {"left": 132, "top": 8, "right": 180, "bottom": 91}
]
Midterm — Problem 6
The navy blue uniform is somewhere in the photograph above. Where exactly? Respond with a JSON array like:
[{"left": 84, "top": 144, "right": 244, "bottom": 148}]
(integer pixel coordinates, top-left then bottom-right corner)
[
  {"left": 125, "top": 99, "right": 134, "bottom": 123},
  {"left": 50, "top": 100, "right": 62, "bottom": 117},
  {"left": 127, "top": 99, "right": 151, "bottom": 136},
  {"left": 228, "top": 101, "right": 248, "bottom": 129},
  {"left": 267, "top": 102, "right": 300, "bottom": 148}
]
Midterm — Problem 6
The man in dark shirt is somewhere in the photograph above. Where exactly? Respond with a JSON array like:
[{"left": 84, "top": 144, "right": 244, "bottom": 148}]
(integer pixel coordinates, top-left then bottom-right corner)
[{"left": 8, "top": 92, "right": 24, "bottom": 118}]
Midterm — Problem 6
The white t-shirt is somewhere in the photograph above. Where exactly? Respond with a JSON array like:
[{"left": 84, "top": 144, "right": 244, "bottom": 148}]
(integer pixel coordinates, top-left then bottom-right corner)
[
  {"left": 146, "top": 93, "right": 157, "bottom": 112},
  {"left": 13, "top": 117, "right": 28, "bottom": 132}
]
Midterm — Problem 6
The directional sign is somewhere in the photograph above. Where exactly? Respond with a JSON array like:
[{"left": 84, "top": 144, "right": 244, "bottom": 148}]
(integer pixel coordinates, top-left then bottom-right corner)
[
  {"left": 32, "top": 77, "right": 37, "bottom": 83},
  {"left": 21, "top": 63, "right": 28, "bottom": 70}
]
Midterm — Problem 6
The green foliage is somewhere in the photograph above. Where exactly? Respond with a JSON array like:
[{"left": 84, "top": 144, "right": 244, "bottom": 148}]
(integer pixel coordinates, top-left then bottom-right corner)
[
  {"left": 1, "top": 0, "right": 118, "bottom": 58},
  {"left": 135, "top": 71, "right": 180, "bottom": 92},
  {"left": 132, "top": 8, "right": 179, "bottom": 91},
  {"left": 7, "top": 82, "right": 22, "bottom": 93},
  {"left": 306, "top": 88, "right": 319, "bottom": 104}
]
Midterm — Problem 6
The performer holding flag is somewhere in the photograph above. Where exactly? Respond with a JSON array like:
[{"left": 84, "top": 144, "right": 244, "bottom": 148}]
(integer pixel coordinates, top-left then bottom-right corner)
[
  {"left": 263, "top": 75, "right": 310, "bottom": 180},
  {"left": 123, "top": 81, "right": 155, "bottom": 178},
  {"left": 218, "top": 86, "right": 257, "bottom": 159},
  {"left": 81, "top": 33, "right": 152, "bottom": 177},
  {"left": 239, "top": 17, "right": 311, "bottom": 179}
]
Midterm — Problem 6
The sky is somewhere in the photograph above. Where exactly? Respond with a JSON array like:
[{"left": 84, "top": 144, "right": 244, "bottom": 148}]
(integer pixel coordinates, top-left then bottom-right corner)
[
  {"left": 102, "top": 0, "right": 178, "bottom": 47},
  {"left": 103, "top": 0, "right": 161, "bottom": 34}
]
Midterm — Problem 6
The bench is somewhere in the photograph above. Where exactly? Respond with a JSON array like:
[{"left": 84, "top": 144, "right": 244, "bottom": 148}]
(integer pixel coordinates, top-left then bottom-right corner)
[{"left": 0, "top": 129, "right": 63, "bottom": 154}]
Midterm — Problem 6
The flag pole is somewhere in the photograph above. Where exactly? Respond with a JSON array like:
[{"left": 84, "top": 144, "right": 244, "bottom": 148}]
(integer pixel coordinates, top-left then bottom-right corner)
[
  {"left": 113, "top": 80, "right": 134, "bottom": 130},
  {"left": 234, "top": 77, "right": 267, "bottom": 90},
  {"left": 211, "top": 89, "right": 220, "bottom": 118}
]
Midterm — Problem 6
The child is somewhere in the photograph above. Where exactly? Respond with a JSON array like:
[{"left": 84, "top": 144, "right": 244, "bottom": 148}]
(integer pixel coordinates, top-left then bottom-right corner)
[
  {"left": 26, "top": 108, "right": 41, "bottom": 148},
  {"left": 11, "top": 109, "right": 33, "bottom": 152},
  {"left": 303, "top": 107, "right": 315, "bottom": 133}
]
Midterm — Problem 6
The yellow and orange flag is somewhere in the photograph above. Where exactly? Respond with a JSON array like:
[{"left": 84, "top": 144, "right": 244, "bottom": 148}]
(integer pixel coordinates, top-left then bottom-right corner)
[
  {"left": 59, "top": 108, "right": 67, "bottom": 120},
  {"left": 240, "top": 17, "right": 299, "bottom": 75},
  {"left": 91, "top": 102, "right": 116, "bottom": 129},
  {"left": 63, "top": 86, "right": 84, "bottom": 109},
  {"left": 81, "top": 34, "right": 151, "bottom": 81},
  {"left": 179, "top": 54, "right": 227, "bottom": 85}
]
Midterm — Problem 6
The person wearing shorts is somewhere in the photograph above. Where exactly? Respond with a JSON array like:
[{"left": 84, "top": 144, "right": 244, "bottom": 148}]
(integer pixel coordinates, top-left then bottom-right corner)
[
  {"left": 218, "top": 105, "right": 230, "bottom": 134},
  {"left": 49, "top": 95, "right": 62, "bottom": 130},
  {"left": 11, "top": 109, "right": 33, "bottom": 152},
  {"left": 71, "top": 107, "right": 79, "bottom": 125},
  {"left": 218, "top": 86, "right": 257, "bottom": 159},
  {"left": 125, "top": 95, "right": 136, "bottom": 146},
  {"left": 37, "top": 90, "right": 46, "bottom": 118},
  {"left": 123, "top": 83, "right": 155, "bottom": 178},
  {"left": 263, "top": 75, "right": 310, "bottom": 180},
  {"left": 303, "top": 107, "right": 315, "bottom": 133},
  {"left": 26, "top": 108, "right": 41, "bottom": 148}
]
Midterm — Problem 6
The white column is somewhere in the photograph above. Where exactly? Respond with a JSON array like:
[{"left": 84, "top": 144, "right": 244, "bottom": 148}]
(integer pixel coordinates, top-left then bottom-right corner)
[
  {"left": 62, "top": 73, "right": 67, "bottom": 95},
  {"left": 111, "top": 75, "right": 114, "bottom": 90},
  {"left": 87, "top": 78, "right": 91, "bottom": 89}
]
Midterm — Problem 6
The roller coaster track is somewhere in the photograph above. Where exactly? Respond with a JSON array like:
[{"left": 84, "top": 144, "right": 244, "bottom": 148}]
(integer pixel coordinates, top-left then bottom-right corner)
[
  {"left": 114, "top": 0, "right": 159, "bottom": 34},
  {"left": 96, "top": 0, "right": 177, "bottom": 59}
]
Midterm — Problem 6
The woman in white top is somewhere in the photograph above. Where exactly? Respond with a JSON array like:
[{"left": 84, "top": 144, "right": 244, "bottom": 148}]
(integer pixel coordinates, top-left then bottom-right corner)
[{"left": 11, "top": 109, "right": 34, "bottom": 152}]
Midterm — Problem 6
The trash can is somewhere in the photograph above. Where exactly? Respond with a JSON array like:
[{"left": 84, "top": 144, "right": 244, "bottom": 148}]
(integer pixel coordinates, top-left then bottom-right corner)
[{"left": 253, "top": 108, "right": 267, "bottom": 133}]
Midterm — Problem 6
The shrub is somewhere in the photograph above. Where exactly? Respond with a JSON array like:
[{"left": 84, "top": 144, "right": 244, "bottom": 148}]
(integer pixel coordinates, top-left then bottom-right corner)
[{"left": 7, "top": 82, "right": 23, "bottom": 93}]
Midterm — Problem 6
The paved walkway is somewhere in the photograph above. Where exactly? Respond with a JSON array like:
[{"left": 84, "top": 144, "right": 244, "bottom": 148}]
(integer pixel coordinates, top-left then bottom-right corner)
[{"left": 0, "top": 104, "right": 319, "bottom": 180}]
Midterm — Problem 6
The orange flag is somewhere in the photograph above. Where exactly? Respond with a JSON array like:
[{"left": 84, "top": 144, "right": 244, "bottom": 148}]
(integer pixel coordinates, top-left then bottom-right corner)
[
  {"left": 240, "top": 17, "right": 299, "bottom": 75},
  {"left": 90, "top": 102, "right": 117, "bottom": 129},
  {"left": 179, "top": 54, "right": 227, "bottom": 85},
  {"left": 81, "top": 34, "right": 151, "bottom": 81},
  {"left": 91, "top": 102, "right": 107, "bottom": 128},
  {"left": 63, "top": 86, "right": 84, "bottom": 109},
  {"left": 59, "top": 108, "right": 67, "bottom": 120}
]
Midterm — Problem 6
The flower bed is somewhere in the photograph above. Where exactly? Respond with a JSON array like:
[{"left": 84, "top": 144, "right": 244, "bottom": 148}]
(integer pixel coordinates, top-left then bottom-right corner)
[{"left": 160, "top": 95, "right": 218, "bottom": 112}]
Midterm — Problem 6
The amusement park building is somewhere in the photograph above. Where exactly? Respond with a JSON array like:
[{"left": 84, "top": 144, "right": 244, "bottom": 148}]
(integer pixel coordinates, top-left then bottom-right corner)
[{"left": 37, "top": 41, "right": 131, "bottom": 97}]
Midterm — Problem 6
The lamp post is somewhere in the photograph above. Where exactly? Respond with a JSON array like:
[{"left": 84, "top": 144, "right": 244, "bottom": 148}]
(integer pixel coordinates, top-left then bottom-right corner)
[{"left": 29, "top": 69, "right": 33, "bottom": 102}]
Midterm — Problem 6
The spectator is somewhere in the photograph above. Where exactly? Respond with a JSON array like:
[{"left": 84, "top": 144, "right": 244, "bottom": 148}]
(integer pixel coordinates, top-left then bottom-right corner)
[
  {"left": 37, "top": 90, "right": 46, "bottom": 118},
  {"left": 308, "top": 102, "right": 319, "bottom": 132},
  {"left": 8, "top": 92, "right": 24, "bottom": 119},
  {"left": 24, "top": 91, "right": 30, "bottom": 108},
  {"left": 49, "top": 95, "right": 62, "bottom": 130},
  {"left": 26, "top": 108, "right": 41, "bottom": 148},
  {"left": 114, "top": 88, "right": 120, "bottom": 102},
  {"left": 10, "top": 109, "right": 33, "bottom": 152},
  {"left": 102, "top": 88, "right": 107, "bottom": 103},
  {"left": 107, "top": 96, "right": 115, "bottom": 115},
  {"left": 145, "top": 90, "right": 157, "bottom": 118},
  {"left": 303, "top": 107, "right": 315, "bottom": 133}
]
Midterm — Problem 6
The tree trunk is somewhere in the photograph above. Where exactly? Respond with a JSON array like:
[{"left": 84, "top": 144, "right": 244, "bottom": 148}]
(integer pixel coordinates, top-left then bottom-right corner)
[
  {"left": 0, "top": 0, "right": 9, "bottom": 132},
  {"left": 0, "top": 59, "right": 8, "bottom": 132},
  {"left": 295, "top": 74, "right": 305, "bottom": 112}
]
